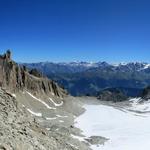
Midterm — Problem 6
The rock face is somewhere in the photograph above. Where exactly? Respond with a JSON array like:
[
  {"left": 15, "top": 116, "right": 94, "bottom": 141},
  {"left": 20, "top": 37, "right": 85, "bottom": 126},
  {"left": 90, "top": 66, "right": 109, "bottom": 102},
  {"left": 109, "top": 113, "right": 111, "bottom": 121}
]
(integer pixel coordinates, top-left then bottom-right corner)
[
  {"left": 0, "top": 50, "right": 67, "bottom": 97},
  {"left": 97, "top": 88, "right": 128, "bottom": 102},
  {"left": 0, "top": 51, "right": 90, "bottom": 150},
  {"left": 0, "top": 88, "right": 85, "bottom": 150},
  {"left": 141, "top": 86, "right": 150, "bottom": 100}
]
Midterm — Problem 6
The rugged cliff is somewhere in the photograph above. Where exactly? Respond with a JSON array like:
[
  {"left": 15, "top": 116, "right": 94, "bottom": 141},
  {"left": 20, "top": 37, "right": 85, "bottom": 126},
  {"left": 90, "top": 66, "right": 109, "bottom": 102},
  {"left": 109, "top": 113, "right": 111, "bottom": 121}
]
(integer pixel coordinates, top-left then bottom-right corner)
[
  {"left": 0, "top": 50, "right": 91, "bottom": 150},
  {"left": 0, "top": 50, "right": 67, "bottom": 97}
]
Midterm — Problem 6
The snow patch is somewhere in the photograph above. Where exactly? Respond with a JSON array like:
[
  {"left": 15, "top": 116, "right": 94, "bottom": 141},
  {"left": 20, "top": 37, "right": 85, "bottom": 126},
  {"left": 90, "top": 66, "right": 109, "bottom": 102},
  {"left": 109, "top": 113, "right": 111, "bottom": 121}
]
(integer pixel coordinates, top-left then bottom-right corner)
[
  {"left": 71, "top": 134, "right": 85, "bottom": 142},
  {"left": 59, "top": 120, "right": 64, "bottom": 123},
  {"left": 144, "top": 63, "right": 150, "bottom": 69},
  {"left": 56, "top": 115, "right": 68, "bottom": 118},
  {"left": 26, "top": 91, "right": 56, "bottom": 110},
  {"left": 51, "top": 92, "right": 55, "bottom": 96},
  {"left": 11, "top": 93, "right": 16, "bottom": 98},
  {"left": 68, "top": 143, "right": 79, "bottom": 149},
  {"left": 49, "top": 98, "right": 63, "bottom": 106},
  {"left": 27, "top": 108, "right": 42, "bottom": 117},
  {"left": 129, "top": 97, "right": 141, "bottom": 104},
  {"left": 129, "top": 98, "right": 150, "bottom": 113},
  {"left": 120, "top": 62, "right": 128, "bottom": 66},
  {"left": 46, "top": 117, "right": 57, "bottom": 120}
]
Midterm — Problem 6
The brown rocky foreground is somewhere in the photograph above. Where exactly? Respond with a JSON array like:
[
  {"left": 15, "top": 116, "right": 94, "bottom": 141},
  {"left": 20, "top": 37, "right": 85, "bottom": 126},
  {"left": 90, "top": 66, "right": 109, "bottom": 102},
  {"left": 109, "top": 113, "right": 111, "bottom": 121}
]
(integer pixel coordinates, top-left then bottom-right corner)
[{"left": 0, "top": 50, "right": 94, "bottom": 150}]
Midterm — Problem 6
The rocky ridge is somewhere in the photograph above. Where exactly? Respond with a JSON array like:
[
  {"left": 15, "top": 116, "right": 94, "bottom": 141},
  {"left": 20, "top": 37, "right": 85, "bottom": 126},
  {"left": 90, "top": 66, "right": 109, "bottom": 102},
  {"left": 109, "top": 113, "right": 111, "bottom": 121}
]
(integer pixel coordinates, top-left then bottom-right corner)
[
  {"left": 0, "top": 50, "right": 67, "bottom": 98},
  {"left": 0, "top": 50, "right": 93, "bottom": 150}
]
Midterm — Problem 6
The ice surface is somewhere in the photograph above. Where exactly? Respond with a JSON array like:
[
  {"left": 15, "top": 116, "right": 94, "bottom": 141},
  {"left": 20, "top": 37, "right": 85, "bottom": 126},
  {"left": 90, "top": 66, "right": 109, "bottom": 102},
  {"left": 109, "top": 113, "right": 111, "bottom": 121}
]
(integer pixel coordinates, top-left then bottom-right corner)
[{"left": 75, "top": 102, "right": 150, "bottom": 150}]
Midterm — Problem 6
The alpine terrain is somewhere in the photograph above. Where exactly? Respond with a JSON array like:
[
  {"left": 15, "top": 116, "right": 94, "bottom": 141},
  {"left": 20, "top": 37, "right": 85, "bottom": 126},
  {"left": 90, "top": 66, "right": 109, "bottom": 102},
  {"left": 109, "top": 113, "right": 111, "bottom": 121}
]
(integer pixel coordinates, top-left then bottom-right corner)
[
  {"left": 1, "top": 50, "right": 150, "bottom": 150},
  {"left": 23, "top": 61, "right": 150, "bottom": 97},
  {"left": 0, "top": 50, "right": 94, "bottom": 150}
]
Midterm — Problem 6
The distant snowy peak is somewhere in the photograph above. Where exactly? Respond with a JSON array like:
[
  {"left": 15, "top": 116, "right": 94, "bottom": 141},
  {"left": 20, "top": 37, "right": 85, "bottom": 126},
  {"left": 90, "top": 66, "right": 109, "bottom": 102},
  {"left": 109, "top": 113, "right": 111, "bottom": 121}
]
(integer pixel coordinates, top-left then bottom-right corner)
[
  {"left": 111, "top": 62, "right": 127, "bottom": 67},
  {"left": 111, "top": 62, "right": 150, "bottom": 71},
  {"left": 58, "top": 61, "right": 97, "bottom": 67},
  {"left": 57, "top": 61, "right": 110, "bottom": 68},
  {"left": 22, "top": 61, "right": 150, "bottom": 74},
  {"left": 56, "top": 61, "right": 150, "bottom": 69},
  {"left": 143, "top": 63, "right": 150, "bottom": 69}
]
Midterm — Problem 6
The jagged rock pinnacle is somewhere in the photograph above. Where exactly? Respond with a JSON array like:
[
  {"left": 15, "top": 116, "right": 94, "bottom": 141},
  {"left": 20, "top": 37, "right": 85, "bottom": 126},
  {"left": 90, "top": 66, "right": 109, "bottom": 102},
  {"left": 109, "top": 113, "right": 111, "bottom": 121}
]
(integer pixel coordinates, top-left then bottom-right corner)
[
  {"left": 6, "top": 50, "right": 11, "bottom": 60},
  {"left": 0, "top": 50, "right": 67, "bottom": 97}
]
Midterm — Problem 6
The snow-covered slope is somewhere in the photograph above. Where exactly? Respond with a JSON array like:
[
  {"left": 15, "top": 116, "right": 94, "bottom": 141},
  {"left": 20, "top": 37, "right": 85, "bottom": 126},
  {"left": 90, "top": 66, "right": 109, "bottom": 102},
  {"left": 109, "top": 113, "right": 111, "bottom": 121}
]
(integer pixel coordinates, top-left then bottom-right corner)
[
  {"left": 75, "top": 99, "right": 150, "bottom": 150},
  {"left": 128, "top": 98, "right": 150, "bottom": 113}
]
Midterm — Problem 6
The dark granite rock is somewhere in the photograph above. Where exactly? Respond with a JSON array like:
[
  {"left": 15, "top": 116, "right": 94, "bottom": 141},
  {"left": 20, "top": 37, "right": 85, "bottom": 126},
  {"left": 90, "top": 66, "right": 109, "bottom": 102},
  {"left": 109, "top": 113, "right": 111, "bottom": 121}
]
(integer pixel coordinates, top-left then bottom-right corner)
[
  {"left": 141, "top": 86, "right": 150, "bottom": 100},
  {"left": 85, "top": 136, "right": 109, "bottom": 145},
  {"left": 97, "top": 88, "right": 128, "bottom": 102},
  {"left": 29, "top": 68, "right": 43, "bottom": 78}
]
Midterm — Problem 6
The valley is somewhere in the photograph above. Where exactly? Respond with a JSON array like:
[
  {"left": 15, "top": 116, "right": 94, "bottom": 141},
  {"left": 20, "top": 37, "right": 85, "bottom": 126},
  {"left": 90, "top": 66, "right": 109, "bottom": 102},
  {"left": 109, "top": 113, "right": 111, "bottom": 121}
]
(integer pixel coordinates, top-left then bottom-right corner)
[
  {"left": 1, "top": 0, "right": 150, "bottom": 149},
  {"left": 0, "top": 50, "right": 150, "bottom": 150}
]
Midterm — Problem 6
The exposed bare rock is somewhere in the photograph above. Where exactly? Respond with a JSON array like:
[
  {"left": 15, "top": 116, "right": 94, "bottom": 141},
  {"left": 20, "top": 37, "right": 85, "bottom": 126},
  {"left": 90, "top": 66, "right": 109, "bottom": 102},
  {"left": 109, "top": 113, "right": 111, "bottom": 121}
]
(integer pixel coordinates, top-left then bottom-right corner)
[
  {"left": 141, "top": 86, "right": 150, "bottom": 100},
  {"left": 29, "top": 68, "right": 43, "bottom": 77},
  {"left": 0, "top": 50, "right": 91, "bottom": 150},
  {"left": 97, "top": 88, "right": 128, "bottom": 102},
  {"left": 85, "top": 136, "right": 109, "bottom": 145},
  {"left": 0, "top": 50, "right": 67, "bottom": 97},
  {"left": 0, "top": 88, "right": 88, "bottom": 150}
]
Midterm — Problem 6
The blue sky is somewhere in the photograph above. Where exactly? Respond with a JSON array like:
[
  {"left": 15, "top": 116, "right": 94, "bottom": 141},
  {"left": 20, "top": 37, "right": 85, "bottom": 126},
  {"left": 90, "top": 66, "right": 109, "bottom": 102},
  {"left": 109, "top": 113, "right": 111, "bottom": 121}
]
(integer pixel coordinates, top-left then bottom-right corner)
[{"left": 0, "top": 0, "right": 150, "bottom": 63}]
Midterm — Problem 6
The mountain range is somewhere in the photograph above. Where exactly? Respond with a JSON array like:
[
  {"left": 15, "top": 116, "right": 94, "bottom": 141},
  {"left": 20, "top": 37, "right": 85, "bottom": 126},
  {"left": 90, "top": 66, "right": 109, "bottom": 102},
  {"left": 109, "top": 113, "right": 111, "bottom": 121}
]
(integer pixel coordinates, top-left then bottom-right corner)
[{"left": 23, "top": 61, "right": 150, "bottom": 97}]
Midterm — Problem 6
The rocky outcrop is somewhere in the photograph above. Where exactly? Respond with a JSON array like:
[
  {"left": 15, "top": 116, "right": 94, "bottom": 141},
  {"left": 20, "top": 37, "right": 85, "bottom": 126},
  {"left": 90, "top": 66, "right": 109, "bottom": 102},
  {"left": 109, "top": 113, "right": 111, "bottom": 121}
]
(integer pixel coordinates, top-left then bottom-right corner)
[
  {"left": 0, "top": 50, "right": 67, "bottom": 97},
  {"left": 141, "top": 86, "right": 150, "bottom": 100},
  {"left": 0, "top": 88, "right": 86, "bottom": 150},
  {"left": 29, "top": 68, "right": 43, "bottom": 78},
  {"left": 85, "top": 136, "right": 108, "bottom": 145},
  {"left": 97, "top": 88, "right": 128, "bottom": 102}
]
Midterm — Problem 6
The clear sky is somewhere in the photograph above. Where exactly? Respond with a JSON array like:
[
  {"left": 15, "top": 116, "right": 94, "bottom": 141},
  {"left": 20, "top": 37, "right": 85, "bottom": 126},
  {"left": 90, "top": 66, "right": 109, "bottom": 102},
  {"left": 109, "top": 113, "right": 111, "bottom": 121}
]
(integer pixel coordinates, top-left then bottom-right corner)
[{"left": 0, "top": 0, "right": 150, "bottom": 63}]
